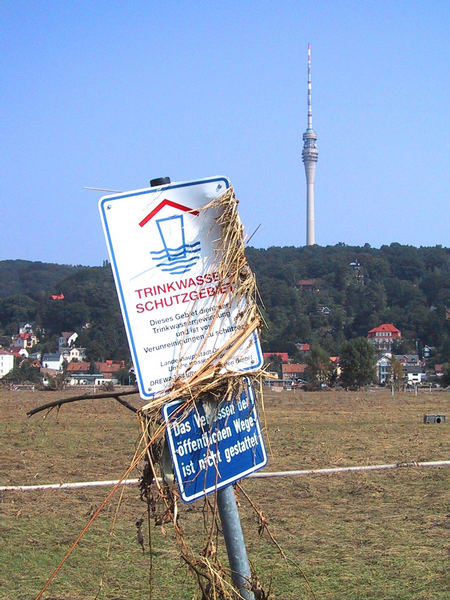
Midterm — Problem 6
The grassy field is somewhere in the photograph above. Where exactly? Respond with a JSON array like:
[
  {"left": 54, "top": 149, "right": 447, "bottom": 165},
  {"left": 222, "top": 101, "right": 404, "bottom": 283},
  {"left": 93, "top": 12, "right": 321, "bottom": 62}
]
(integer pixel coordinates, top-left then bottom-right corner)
[{"left": 0, "top": 387, "right": 449, "bottom": 600}]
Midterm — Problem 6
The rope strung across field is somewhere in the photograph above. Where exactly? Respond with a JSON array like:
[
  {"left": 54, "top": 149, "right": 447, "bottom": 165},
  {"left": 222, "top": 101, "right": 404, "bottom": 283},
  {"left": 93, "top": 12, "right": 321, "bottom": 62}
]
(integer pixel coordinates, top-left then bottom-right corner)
[{"left": 2, "top": 460, "right": 449, "bottom": 492}]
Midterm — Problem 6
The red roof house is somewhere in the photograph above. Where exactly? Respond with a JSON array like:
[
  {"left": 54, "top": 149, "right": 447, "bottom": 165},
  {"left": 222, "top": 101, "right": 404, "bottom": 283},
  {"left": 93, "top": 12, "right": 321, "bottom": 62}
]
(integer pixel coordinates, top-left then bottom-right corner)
[
  {"left": 282, "top": 363, "right": 307, "bottom": 380},
  {"left": 96, "top": 360, "right": 126, "bottom": 378},
  {"left": 66, "top": 360, "right": 126, "bottom": 378},
  {"left": 296, "top": 279, "right": 318, "bottom": 292},
  {"left": 367, "top": 323, "right": 401, "bottom": 351},
  {"left": 297, "top": 343, "right": 311, "bottom": 352},
  {"left": 66, "top": 362, "right": 90, "bottom": 373}
]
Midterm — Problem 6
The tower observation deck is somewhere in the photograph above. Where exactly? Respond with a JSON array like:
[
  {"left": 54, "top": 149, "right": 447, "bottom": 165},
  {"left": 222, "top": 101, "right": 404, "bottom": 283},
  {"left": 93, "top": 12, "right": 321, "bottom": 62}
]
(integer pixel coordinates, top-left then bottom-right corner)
[{"left": 302, "top": 43, "right": 318, "bottom": 246}]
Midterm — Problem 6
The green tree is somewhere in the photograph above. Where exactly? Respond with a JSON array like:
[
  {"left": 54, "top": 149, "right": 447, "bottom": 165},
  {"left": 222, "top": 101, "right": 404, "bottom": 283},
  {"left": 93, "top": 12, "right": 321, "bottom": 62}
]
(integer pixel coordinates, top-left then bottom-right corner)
[
  {"left": 390, "top": 356, "right": 404, "bottom": 391},
  {"left": 89, "top": 360, "right": 97, "bottom": 374},
  {"left": 305, "top": 345, "right": 333, "bottom": 389},
  {"left": 339, "top": 338, "right": 376, "bottom": 389},
  {"left": 441, "top": 363, "right": 450, "bottom": 387},
  {"left": 264, "top": 354, "right": 283, "bottom": 378},
  {"left": 3, "top": 359, "right": 41, "bottom": 384},
  {"left": 115, "top": 367, "right": 131, "bottom": 385},
  {"left": 46, "top": 371, "right": 66, "bottom": 390},
  {"left": 1, "top": 246, "right": 448, "bottom": 365},
  {"left": 391, "top": 339, "right": 415, "bottom": 354},
  {"left": 0, "top": 294, "right": 38, "bottom": 332}
]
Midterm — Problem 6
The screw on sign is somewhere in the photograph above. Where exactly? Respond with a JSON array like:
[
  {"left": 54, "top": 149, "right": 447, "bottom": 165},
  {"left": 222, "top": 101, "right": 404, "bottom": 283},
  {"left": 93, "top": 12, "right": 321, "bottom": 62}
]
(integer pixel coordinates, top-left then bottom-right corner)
[{"left": 99, "top": 176, "right": 264, "bottom": 599}]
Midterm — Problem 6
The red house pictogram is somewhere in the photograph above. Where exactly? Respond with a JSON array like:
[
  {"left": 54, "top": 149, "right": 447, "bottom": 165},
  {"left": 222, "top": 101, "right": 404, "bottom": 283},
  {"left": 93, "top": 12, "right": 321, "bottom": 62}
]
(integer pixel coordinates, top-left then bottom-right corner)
[{"left": 139, "top": 199, "right": 199, "bottom": 228}]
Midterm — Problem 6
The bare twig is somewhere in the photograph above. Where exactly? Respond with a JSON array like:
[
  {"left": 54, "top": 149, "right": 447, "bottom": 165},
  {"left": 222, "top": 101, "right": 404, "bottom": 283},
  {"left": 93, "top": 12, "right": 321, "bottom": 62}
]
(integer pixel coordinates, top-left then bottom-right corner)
[{"left": 27, "top": 389, "right": 139, "bottom": 417}]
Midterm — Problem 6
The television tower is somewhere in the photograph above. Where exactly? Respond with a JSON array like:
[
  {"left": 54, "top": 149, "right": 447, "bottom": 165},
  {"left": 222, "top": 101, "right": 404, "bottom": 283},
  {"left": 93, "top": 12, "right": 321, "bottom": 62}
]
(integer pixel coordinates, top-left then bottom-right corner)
[{"left": 302, "top": 43, "right": 318, "bottom": 246}]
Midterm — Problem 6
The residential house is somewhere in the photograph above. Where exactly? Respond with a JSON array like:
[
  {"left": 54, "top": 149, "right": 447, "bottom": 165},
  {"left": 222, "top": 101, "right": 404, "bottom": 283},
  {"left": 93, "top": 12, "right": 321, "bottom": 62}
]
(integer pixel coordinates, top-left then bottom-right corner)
[
  {"left": 367, "top": 323, "right": 401, "bottom": 352},
  {"left": 11, "top": 325, "right": 39, "bottom": 352},
  {"left": 434, "top": 364, "right": 444, "bottom": 378},
  {"left": 296, "top": 279, "right": 318, "bottom": 292},
  {"left": 405, "top": 365, "right": 426, "bottom": 385},
  {"left": 58, "top": 332, "right": 87, "bottom": 363},
  {"left": 13, "top": 347, "right": 29, "bottom": 358},
  {"left": 376, "top": 353, "right": 392, "bottom": 384},
  {"left": 393, "top": 354, "right": 421, "bottom": 368},
  {"left": 66, "top": 362, "right": 90, "bottom": 375},
  {"left": 423, "top": 345, "right": 434, "bottom": 360},
  {"left": 66, "top": 362, "right": 92, "bottom": 386},
  {"left": 59, "top": 331, "right": 78, "bottom": 350},
  {"left": 60, "top": 346, "right": 87, "bottom": 363},
  {"left": 96, "top": 360, "right": 126, "bottom": 379},
  {"left": 18, "top": 322, "right": 33, "bottom": 335},
  {"left": 282, "top": 363, "right": 307, "bottom": 381},
  {"left": 66, "top": 360, "right": 126, "bottom": 385},
  {"left": 41, "top": 353, "right": 63, "bottom": 371},
  {"left": 375, "top": 353, "right": 424, "bottom": 384},
  {"left": 0, "top": 349, "right": 14, "bottom": 378},
  {"left": 296, "top": 343, "right": 311, "bottom": 352}
]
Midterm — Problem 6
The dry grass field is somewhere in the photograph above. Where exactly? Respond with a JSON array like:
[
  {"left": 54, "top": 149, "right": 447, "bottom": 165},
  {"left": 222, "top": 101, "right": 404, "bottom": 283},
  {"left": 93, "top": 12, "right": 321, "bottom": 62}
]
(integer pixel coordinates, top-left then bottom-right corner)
[{"left": 0, "top": 387, "right": 449, "bottom": 600}]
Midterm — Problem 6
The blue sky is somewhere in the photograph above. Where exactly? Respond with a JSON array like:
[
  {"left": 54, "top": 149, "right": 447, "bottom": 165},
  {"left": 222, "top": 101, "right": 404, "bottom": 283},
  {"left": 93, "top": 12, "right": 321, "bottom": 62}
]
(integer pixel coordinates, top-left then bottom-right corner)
[{"left": 1, "top": 0, "right": 449, "bottom": 266}]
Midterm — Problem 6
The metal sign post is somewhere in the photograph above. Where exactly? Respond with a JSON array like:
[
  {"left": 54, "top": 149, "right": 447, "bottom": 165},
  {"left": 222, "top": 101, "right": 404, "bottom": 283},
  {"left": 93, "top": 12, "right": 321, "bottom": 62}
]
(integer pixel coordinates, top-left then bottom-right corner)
[{"left": 217, "top": 484, "right": 255, "bottom": 600}]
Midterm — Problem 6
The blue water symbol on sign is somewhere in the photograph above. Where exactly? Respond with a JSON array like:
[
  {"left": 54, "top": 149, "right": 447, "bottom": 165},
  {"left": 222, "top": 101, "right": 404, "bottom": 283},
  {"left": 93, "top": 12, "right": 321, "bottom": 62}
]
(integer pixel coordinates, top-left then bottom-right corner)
[
  {"left": 150, "top": 214, "right": 201, "bottom": 276},
  {"left": 162, "top": 378, "right": 267, "bottom": 503}
]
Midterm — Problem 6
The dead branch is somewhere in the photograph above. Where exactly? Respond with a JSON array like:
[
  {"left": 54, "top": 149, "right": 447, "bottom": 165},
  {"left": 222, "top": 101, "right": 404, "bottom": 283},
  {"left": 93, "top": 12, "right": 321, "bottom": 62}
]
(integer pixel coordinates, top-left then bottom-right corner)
[{"left": 26, "top": 389, "right": 139, "bottom": 417}]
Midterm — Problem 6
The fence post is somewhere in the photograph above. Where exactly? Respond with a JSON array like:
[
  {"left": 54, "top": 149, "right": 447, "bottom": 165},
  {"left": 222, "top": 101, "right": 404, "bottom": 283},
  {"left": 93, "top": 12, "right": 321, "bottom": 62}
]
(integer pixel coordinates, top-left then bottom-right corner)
[{"left": 217, "top": 484, "right": 255, "bottom": 600}]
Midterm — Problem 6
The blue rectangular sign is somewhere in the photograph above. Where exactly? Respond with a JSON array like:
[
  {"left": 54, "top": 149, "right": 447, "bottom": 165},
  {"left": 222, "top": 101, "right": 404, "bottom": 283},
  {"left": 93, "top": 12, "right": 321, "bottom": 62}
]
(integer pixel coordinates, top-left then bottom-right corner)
[{"left": 162, "top": 378, "right": 267, "bottom": 503}]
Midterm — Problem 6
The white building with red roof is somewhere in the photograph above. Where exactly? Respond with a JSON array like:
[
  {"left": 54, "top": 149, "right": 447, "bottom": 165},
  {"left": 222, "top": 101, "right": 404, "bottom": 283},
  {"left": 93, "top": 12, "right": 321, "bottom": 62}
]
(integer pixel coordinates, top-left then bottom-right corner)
[{"left": 367, "top": 323, "right": 401, "bottom": 352}]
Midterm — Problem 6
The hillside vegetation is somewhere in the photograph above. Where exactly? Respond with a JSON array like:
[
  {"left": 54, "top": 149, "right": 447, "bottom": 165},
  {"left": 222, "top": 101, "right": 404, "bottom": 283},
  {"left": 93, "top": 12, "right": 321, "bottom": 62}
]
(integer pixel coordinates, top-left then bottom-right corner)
[
  {"left": 247, "top": 244, "right": 449, "bottom": 362},
  {"left": 0, "top": 243, "right": 448, "bottom": 363}
]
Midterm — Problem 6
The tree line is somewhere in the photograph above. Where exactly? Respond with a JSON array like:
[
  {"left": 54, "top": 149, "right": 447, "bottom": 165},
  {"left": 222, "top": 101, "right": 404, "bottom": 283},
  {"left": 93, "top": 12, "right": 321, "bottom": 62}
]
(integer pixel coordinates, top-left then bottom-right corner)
[
  {"left": 246, "top": 243, "right": 449, "bottom": 364},
  {"left": 0, "top": 243, "right": 448, "bottom": 368}
]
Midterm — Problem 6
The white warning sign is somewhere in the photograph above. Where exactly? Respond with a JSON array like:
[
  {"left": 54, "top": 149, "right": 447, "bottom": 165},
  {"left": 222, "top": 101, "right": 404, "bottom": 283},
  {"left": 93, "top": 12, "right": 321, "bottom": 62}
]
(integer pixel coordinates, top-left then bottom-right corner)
[{"left": 99, "top": 176, "right": 262, "bottom": 399}]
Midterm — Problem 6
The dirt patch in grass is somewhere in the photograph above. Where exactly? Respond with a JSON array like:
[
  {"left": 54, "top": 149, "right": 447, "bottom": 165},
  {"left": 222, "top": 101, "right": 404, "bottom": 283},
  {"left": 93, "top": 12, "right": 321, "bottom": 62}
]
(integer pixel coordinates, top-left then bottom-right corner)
[{"left": 1, "top": 388, "right": 448, "bottom": 599}]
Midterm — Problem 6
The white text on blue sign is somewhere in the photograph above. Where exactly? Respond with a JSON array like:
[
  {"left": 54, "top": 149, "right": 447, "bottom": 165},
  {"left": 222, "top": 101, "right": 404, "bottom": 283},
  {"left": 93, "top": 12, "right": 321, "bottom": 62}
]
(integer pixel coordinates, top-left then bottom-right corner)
[{"left": 163, "top": 380, "right": 267, "bottom": 502}]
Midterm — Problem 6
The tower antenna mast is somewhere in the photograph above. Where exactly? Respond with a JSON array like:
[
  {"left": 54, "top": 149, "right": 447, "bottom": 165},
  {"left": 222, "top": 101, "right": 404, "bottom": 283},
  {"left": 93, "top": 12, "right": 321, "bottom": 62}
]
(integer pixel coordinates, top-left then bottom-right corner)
[
  {"left": 302, "top": 43, "right": 318, "bottom": 246},
  {"left": 307, "top": 42, "right": 313, "bottom": 130}
]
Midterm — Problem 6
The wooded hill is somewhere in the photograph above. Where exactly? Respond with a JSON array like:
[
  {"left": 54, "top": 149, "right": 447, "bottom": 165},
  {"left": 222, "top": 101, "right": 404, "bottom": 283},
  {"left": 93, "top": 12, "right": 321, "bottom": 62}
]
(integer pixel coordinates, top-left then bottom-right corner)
[{"left": 0, "top": 243, "right": 449, "bottom": 363}]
